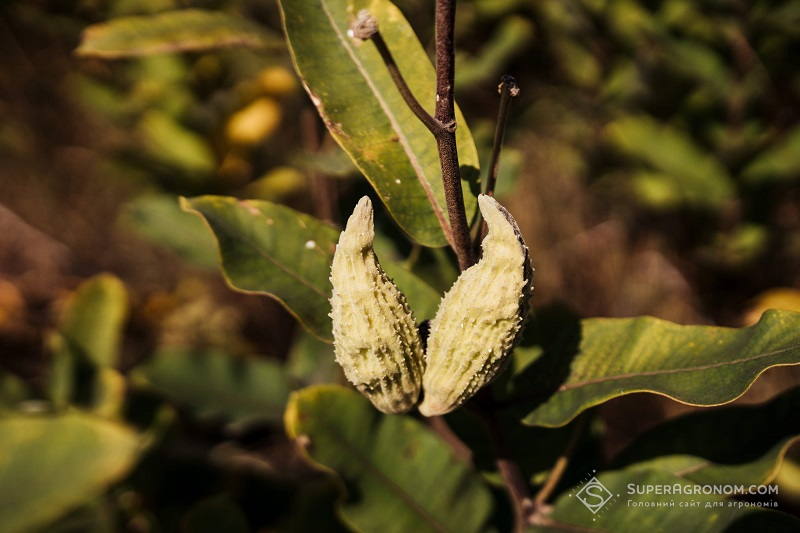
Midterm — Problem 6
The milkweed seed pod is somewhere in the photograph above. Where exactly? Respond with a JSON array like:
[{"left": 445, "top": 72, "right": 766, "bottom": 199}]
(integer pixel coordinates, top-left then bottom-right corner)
[
  {"left": 329, "top": 196, "right": 425, "bottom": 413},
  {"left": 419, "top": 195, "right": 533, "bottom": 417}
]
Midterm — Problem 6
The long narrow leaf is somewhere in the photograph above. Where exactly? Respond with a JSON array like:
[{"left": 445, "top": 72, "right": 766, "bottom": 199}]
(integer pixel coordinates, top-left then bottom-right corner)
[
  {"left": 500, "top": 309, "right": 800, "bottom": 427},
  {"left": 76, "top": 9, "right": 283, "bottom": 58},
  {"left": 279, "top": 0, "right": 480, "bottom": 247}
]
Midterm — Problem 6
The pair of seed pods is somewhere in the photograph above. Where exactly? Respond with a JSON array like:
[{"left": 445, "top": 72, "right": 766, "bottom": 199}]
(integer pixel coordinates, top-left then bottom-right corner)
[{"left": 329, "top": 195, "right": 533, "bottom": 416}]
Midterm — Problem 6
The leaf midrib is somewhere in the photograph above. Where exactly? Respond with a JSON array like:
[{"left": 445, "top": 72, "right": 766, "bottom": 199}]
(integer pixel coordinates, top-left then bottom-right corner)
[
  {"left": 308, "top": 412, "right": 454, "bottom": 532},
  {"left": 317, "top": 0, "right": 453, "bottom": 245},
  {"left": 198, "top": 202, "right": 331, "bottom": 300},
  {"left": 561, "top": 343, "right": 800, "bottom": 392}
]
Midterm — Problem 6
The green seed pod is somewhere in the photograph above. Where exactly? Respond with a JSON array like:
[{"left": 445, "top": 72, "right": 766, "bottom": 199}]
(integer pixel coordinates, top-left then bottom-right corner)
[
  {"left": 419, "top": 195, "right": 533, "bottom": 417},
  {"left": 329, "top": 196, "right": 425, "bottom": 413}
]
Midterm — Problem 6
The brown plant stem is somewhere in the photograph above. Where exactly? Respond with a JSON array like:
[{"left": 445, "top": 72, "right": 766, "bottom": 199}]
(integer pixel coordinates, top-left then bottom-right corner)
[
  {"left": 427, "top": 415, "right": 473, "bottom": 463},
  {"left": 368, "top": 31, "right": 446, "bottom": 136},
  {"left": 355, "top": 5, "right": 531, "bottom": 527},
  {"left": 352, "top": 7, "right": 473, "bottom": 268},
  {"left": 432, "top": 1, "right": 529, "bottom": 527},
  {"left": 498, "top": 459, "right": 535, "bottom": 532},
  {"left": 301, "top": 108, "right": 338, "bottom": 224},
  {"left": 475, "top": 75, "right": 519, "bottom": 252},
  {"left": 485, "top": 75, "right": 519, "bottom": 198},
  {"left": 476, "top": 395, "right": 535, "bottom": 532},
  {"left": 532, "top": 415, "right": 588, "bottom": 512},
  {"left": 433, "top": 0, "right": 475, "bottom": 270}
]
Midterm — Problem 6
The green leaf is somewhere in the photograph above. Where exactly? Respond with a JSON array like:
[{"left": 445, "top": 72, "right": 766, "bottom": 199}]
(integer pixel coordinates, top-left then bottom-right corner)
[
  {"left": 0, "top": 412, "right": 143, "bottom": 533},
  {"left": 741, "top": 125, "right": 800, "bottom": 184},
  {"left": 604, "top": 0, "right": 659, "bottom": 46},
  {"left": 90, "top": 368, "right": 128, "bottom": 419},
  {"left": 552, "top": 37, "right": 601, "bottom": 89},
  {"left": 75, "top": 9, "right": 283, "bottom": 58},
  {"left": 286, "top": 331, "right": 345, "bottom": 387},
  {"left": 285, "top": 385, "right": 494, "bottom": 533},
  {"left": 138, "top": 110, "right": 216, "bottom": 175},
  {"left": 614, "top": 387, "right": 800, "bottom": 487},
  {"left": 182, "top": 196, "right": 339, "bottom": 340},
  {"left": 57, "top": 274, "right": 128, "bottom": 369},
  {"left": 696, "top": 223, "right": 769, "bottom": 270},
  {"left": 455, "top": 16, "right": 534, "bottom": 90},
  {"left": 47, "top": 275, "right": 128, "bottom": 412},
  {"left": 278, "top": 0, "right": 480, "bottom": 247},
  {"left": 537, "top": 469, "right": 799, "bottom": 532},
  {"left": 664, "top": 39, "right": 731, "bottom": 95},
  {"left": 133, "top": 349, "right": 290, "bottom": 427},
  {"left": 774, "top": 458, "right": 800, "bottom": 505},
  {"left": 47, "top": 335, "right": 75, "bottom": 410},
  {"left": 122, "top": 194, "right": 219, "bottom": 269},
  {"left": 182, "top": 195, "right": 442, "bottom": 341},
  {"left": 500, "top": 309, "right": 800, "bottom": 427},
  {"left": 606, "top": 115, "right": 735, "bottom": 209}
]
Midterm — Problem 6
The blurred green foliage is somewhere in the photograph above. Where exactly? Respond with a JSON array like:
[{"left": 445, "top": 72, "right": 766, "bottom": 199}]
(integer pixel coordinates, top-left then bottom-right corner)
[{"left": 1, "top": 0, "right": 800, "bottom": 531}]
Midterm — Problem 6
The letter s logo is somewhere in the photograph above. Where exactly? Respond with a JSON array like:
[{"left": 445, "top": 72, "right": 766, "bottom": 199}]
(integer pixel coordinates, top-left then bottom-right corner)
[
  {"left": 576, "top": 477, "right": 613, "bottom": 514},
  {"left": 584, "top": 484, "right": 607, "bottom": 506}
]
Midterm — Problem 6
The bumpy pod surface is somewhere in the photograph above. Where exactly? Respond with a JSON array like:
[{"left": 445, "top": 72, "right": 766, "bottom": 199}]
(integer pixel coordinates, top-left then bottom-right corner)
[
  {"left": 419, "top": 195, "right": 533, "bottom": 416},
  {"left": 329, "top": 197, "right": 425, "bottom": 413}
]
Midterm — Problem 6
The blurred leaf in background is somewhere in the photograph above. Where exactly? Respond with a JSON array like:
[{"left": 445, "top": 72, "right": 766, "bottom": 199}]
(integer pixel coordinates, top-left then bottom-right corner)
[{"left": 1, "top": 0, "right": 800, "bottom": 530}]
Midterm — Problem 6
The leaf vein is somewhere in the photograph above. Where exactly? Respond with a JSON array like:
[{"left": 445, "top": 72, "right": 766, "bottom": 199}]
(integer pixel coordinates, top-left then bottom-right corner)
[
  {"left": 318, "top": 0, "right": 453, "bottom": 245},
  {"left": 201, "top": 206, "right": 331, "bottom": 300},
  {"left": 310, "top": 415, "right": 452, "bottom": 531},
  {"left": 561, "top": 343, "right": 800, "bottom": 391}
]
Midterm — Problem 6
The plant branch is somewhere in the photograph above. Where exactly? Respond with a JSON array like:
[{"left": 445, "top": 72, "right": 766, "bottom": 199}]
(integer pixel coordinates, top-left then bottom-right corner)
[
  {"left": 352, "top": 6, "right": 474, "bottom": 269},
  {"left": 426, "top": 415, "right": 473, "bottom": 463},
  {"left": 485, "top": 75, "right": 519, "bottom": 198},
  {"left": 432, "top": 2, "right": 530, "bottom": 526},
  {"left": 474, "top": 75, "right": 519, "bottom": 251},
  {"left": 301, "top": 108, "right": 339, "bottom": 224},
  {"left": 354, "top": 7, "right": 532, "bottom": 526},
  {"left": 475, "top": 394, "right": 535, "bottom": 532},
  {"left": 352, "top": 15, "right": 446, "bottom": 136},
  {"left": 532, "top": 414, "right": 588, "bottom": 513},
  {"left": 434, "top": 0, "right": 475, "bottom": 270}
]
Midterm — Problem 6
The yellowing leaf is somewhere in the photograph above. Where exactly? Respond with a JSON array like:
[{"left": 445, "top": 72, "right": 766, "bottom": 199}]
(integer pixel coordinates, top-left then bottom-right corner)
[
  {"left": 279, "top": 0, "right": 480, "bottom": 247},
  {"left": 225, "top": 97, "right": 282, "bottom": 146},
  {"left": 0, "top": 413, "right": 143, "bottom": 533},
  {"left": 76, "top": 9, "right": 283, "bottom": 58}
]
